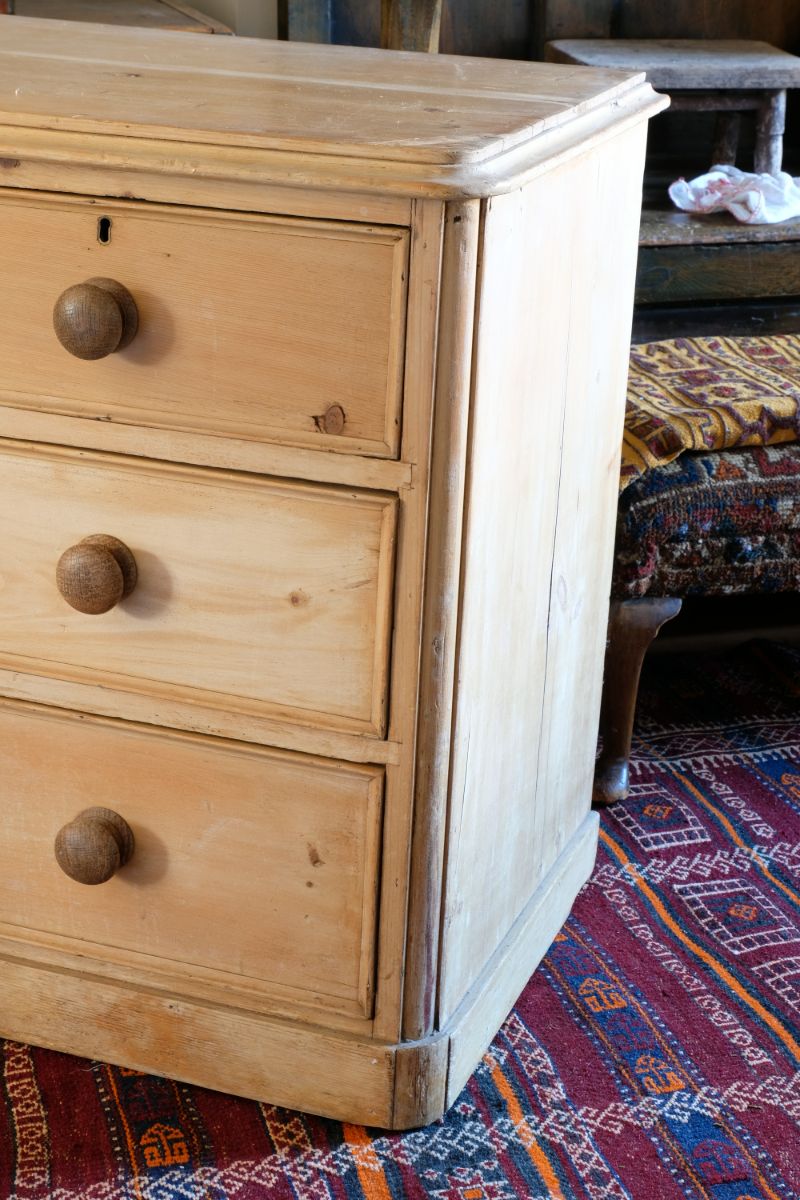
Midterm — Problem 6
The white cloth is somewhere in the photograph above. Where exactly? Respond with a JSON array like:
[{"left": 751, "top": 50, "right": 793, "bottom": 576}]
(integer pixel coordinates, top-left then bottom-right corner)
[{"left": 668, "top": 164, "right": 800, "bottom": 224}]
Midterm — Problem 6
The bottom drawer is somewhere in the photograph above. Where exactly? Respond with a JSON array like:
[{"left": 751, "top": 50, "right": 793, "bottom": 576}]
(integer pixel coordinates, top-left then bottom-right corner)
[{"left": 0, "top": 701, "right": 383, "bottom": 1018}]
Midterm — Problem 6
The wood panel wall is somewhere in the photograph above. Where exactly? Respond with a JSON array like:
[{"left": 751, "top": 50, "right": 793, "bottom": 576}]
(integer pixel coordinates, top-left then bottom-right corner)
[
  {"left": 299, "top": 0, "right": 535, "bottom": 59},
  {"left": 614, "top": 1, "right": 800, "bottom": 47},
  {"left": 279, "top": 0, "right": 800, "bottom": 57}
]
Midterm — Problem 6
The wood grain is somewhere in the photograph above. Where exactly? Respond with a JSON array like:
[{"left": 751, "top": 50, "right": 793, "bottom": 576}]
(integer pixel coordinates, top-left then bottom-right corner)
[
  {"left": 372, "top": 198, "right": 446, "bottom": 1045},
  {"left": 639, "top": 208, "right": 800, "bottom": 247},
  {"left": 546, "top": 39, "right": 800, "bottom": 89},
  {"left": 0, "top": 86, "right": 667, "bottom": 203},
  {"left": 52, "top": 278, "right": 138, "bottom": 361},
  {"left": 381, "top": 0, "right": 442, "bottom": 52},
  {"left": 0, "top": 18, "right": 664, "bottom": 198},
  {"left": 533, "top": 122, "right": 648, "bottom": 875},
  {"left": 0, "top": 402, "right": 413, "bottom": 491},
  {"left": 391, "top": 1035, "right": 448, "bottom": 1129},
  {"left": 56, "top": 534, "right": 138, "bottom": 615},
  {"left": 439, "top": 0, "right": 533, "bottom": 59},
  {"left": 0, "top": 27, "right": 663, "bottom": 1125},
  {"left": 615, "top": 0, "right": 800, "bottom": 45},
  {"left": 537, "top": 0, "right": 800, "bottom": 47},
  {"left": 0, "top": 665, "right": 403, "bottom": 765},
  {"left": 636, "top": 241, "right": 800, "bottom": 304},
  {"left": 435, "top": 179, "right": 569, "bottom": 1023},
  {"left": 534, "top": 0, "right": 612, "bottom": 58},
  {"left": 0, "top": 153, "right": 414, "bottom": 227},
  {"left": 0, "top": 955, "right": 397, "bottom": 1124},
  {"left": 54, "top": 807, "right": 135, "bottom": 886},
  {"left": 297, "top": 0, "right": 535, "bottom": 60},
  {"left": 0, "top": 699, "right": 384, "bottom": 1014},
  {"left": 0, "top": 919, "right": 374, "bottom": 1035},
  {"left": 438, "top": 123, "right": 647, "bottom": 1024},
  {"left": 401, "top": 199, "right": 480, "bottom": 1042},
  {"left": 444, "top": 814, "right": 598, "bottom": 1107},
  {"left": 0, "top": 441, "right": 397, "bottom": 737},
  {"left": 0, "top": 193, "right": 408, "bottom": 459},
  {"left": 0, "top": 807, "right": 599, "bottom": 1127}
]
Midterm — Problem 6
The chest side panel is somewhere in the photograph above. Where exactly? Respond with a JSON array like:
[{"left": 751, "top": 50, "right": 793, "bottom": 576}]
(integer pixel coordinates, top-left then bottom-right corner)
[{"left": 438, "top": 122, "right": 648, "bottom": 1025}]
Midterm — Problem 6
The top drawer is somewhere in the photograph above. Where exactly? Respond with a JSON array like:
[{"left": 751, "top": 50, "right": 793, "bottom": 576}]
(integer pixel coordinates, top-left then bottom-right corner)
[{"left": 0, "top": 194, "right": 409, "bottom": 458}]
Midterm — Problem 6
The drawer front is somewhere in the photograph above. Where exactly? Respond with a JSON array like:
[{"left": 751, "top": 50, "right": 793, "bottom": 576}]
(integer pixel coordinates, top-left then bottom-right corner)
[
  {"left": 0, "top": 442, "right": 396, "bottom": 735},
  {"left": 0, "top": 194, "right": 408, "bottom": 457},
  {"left": 0, "top": 701, "right": 383, "bottom": 1016}
]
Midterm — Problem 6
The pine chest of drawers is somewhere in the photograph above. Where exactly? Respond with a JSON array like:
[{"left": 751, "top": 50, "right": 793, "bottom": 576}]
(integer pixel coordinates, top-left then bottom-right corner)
[{"left": 0, "top": 18, "right": 664, "bottom": 1127}]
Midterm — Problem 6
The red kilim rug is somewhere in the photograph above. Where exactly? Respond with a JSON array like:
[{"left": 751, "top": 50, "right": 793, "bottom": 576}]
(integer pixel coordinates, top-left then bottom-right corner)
[{"left": 2, "top": 639, "right": 800, "bottom": 1199}]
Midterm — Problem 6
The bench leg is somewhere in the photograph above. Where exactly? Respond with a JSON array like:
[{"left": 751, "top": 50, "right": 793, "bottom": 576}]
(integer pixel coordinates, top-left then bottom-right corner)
[
  {"left": 712, "top": 112, "right": 741, "bottom": 167},
  {"left": 593, "top": 597, "right": 682, "bottom": 807},
  {"left": 755, "top": 90, "right": 786, "bottom": 175}
]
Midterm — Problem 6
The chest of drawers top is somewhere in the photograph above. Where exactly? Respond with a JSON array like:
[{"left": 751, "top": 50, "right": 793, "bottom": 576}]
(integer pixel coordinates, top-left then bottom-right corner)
[{"left": 0, "top": 16, "right": 654, "bottom": 204}]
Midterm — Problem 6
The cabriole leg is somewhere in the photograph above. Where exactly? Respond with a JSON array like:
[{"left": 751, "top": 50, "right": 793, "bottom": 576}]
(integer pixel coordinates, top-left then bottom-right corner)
[{"left": 593, "top": 596, "right": 682, "bottom": 806}]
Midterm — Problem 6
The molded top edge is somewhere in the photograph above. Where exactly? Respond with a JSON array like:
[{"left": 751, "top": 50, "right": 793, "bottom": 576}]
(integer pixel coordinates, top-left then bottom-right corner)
[{"left": 0, "top": 18, "right": 667, "bottom": 196}]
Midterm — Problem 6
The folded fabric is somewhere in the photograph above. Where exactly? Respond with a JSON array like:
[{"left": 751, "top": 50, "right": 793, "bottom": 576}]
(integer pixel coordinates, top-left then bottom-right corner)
[
  {"left": 669, "top": 164, "right": 800, "bottom": 224},
  {"left": 621, "top": 333, "right": 800, "bottom": 490}
]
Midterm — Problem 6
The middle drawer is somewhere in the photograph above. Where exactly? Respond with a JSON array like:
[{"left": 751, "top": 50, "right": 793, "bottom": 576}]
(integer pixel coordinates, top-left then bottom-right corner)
[{"left": 0, "top": 442, "right": 396, "bottom": 737}]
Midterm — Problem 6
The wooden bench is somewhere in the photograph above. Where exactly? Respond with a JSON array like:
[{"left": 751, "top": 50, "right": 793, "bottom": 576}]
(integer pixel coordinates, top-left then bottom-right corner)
[
  {"left": 546, "top": 39, "right": 800, "bottom": 174},
  {"left": 635, "top": 209, "right": 800, "bottom": 316}
]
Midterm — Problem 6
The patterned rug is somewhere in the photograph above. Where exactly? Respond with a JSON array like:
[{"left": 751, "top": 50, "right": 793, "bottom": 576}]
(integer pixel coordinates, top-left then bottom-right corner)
[
  {"left": 3, "top": 640, "right": 800, "bottom": 1199},
  {"left": 612, "top": 442, "right": 800, "bottom": 599},
  {"left": 621, "top": 334, "right": 800, "bottom": 490}
]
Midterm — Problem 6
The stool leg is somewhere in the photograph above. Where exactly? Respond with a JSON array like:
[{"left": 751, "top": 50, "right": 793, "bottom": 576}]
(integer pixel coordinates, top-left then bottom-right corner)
[
  {"left": 593, "top": 597, "right": 682, "bottom": 807},
  {"left": 755, "top": 90, "right": 786, "bottom": 175},
  {"left": 712, "top": 112, "right": 741, "bottom": 167}
]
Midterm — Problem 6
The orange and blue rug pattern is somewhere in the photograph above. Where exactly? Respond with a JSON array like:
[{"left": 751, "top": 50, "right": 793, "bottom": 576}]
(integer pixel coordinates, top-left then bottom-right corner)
[{"left": 2, "top": 639, "right": 800, "bottom": 1199}]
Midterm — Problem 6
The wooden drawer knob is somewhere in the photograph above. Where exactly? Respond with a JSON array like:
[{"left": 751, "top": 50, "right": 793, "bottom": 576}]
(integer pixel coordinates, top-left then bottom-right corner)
[
  {"left": 56, "top": 534, "right": 138, "bottom": 615},
  {"left": 53, "top": 277, "right": 139, "bottom": 360},
  {"left": 55, "top": 807, "right": 135, "bottom": 886}
]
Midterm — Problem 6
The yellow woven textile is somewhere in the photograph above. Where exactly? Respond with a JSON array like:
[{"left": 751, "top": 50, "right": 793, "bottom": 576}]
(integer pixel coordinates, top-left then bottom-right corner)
[{"left": 621, "top": 333, "right": 800, "bottom": 491}]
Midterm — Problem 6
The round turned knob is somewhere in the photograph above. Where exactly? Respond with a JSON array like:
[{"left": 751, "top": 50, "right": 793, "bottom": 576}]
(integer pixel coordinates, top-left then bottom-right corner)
[
  {"left": 55, "top": 807, "right": 135, "bottom": 885},
  {"left": 56, "top": 534, "right": 138, "bottom": 615},
  {"left": 53, "top": 277, "right": 139, "bottom": 360}
]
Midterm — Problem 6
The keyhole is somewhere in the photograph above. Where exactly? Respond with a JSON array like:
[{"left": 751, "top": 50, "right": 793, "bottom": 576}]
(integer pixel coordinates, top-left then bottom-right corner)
[{"left": 97, "top": 216, "right": 112, "bottom": 244}]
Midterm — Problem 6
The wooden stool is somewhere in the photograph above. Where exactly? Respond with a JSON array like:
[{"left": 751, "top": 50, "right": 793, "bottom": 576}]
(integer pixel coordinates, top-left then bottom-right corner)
[{"left": 546, "top": 40, "right": 800, "bottom": 174}]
